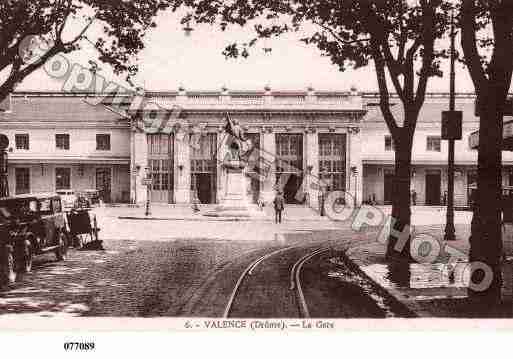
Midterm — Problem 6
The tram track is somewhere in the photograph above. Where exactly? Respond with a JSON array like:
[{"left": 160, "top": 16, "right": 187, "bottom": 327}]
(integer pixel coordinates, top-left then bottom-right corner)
[{"left": 223, "top": 245, "right": 331, "bottom": 318}]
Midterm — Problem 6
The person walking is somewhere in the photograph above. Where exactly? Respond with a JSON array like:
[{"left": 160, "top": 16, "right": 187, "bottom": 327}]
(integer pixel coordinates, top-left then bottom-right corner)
[
  {"left": 411, "top": 189, "right": 417, "bottom": 206},
  {"left": 273, "top": 191, "right": 285, "bottom": 224},
  {"left": 191, "top": 187, "right": 200, "bottom": 213}
]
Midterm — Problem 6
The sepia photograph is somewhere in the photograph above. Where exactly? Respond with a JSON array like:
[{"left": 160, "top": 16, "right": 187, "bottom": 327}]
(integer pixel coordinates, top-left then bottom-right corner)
[{"left": 0, "top": 0, "right": 513, "bottom": 354}]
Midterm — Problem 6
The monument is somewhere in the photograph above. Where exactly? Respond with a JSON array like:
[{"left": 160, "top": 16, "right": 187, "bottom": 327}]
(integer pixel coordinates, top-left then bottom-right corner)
[{"left": 203, "top": 115, "right": 265, "bottom": 218}]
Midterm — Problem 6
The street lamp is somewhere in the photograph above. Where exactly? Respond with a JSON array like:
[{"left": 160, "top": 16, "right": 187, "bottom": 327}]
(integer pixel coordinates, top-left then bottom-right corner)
[
  {"left": 144, "top": 166, "right": 152, "bottom": 216},
  {"left": 320, "top": 167, "right": 329, "bottom": 216},
  {"left": 0, "top": 134, "right": 9, "bottom": 197},
  {"left": 442, "top": 11, "right": 462, "bottom": 241},
  {"left": 351, "top": 166, "right": 358, "bottom": 206},
  {"left": 183, "top": 20, "right": 194, "bottom": 36}
]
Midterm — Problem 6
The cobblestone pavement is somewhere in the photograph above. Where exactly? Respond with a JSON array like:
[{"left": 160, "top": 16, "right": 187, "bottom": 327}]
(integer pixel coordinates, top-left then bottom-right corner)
[
  {"left": 0, "top": 206, "right": 478, "bottom": 319},
  {"left": 0, "top": 238, "right": 284, "bottom": 317},
  {"left": 0, "top": 207, "right": 356, "bottom": 318}
]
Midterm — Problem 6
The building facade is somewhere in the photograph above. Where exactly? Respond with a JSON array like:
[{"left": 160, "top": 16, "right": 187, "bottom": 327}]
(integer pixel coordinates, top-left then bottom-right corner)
[
  {"left": 1, "top": 89, "right": 512, "bottom": 208},
  {"left": 362, "top": 93, "right": 513, "bottom": 207}
]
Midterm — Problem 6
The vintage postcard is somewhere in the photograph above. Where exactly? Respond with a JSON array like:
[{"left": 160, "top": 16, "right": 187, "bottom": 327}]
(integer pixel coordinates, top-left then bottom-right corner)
[{"left": 0, "top": 0, "right": 512, "bottom": 354}]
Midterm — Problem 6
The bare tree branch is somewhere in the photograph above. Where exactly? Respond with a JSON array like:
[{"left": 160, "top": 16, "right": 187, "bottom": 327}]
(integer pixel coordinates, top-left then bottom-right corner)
[
  {"left": 310, "top": 19, "right": 371, "bottom": 46},
  {"left": 371, "top": 39, "right": 399, "bottom": 137},
  {"left": 461, "top": 0, "right": 488, "bottom": 94}
]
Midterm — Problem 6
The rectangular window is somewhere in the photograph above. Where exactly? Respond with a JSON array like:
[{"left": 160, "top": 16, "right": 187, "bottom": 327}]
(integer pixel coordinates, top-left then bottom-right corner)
[
  {"left": 427, "top": 136, "right": 441, "bottom": 152},
  {"left": 55, "top": 167, "right": 71, "bottom": 190},
  {"left": 96, "top": 134, "right": 111, "bottom": 151},
  {"left": 56, "top": 134, "right": 70, "bottom": 150},
  {"left": 318, "top": 133, "right": 346, "bottom": 192},
  {"left": 384, "top": 135, "right": 394, "bottom": 151},
  {"left": 15, "top": 134, "right": 29, "bottom": 150},
  {"left": 15, "top": 167, "right": 30, "bottom": 194}
]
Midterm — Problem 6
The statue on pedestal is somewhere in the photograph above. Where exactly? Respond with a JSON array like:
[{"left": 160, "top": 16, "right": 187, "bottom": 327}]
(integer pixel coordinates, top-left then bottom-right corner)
[
  {"left": 202, "top": 116, "right": 265, "bottom": 218},
  {"left": 223, "top": 115, "right": 253, "bottom": 166}
]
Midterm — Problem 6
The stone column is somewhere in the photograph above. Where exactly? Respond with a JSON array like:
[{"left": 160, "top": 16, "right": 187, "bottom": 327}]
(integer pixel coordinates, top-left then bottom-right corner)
[
  {"left": 132, "top": 129, "right": 148, "bottom": 205},
  {"left": 217, "top": 126, "right": 228, "bottom": 203},
  {"left": 174, "top": 128, "right": 191, "bottom": 203},
  {"left": 261, "top": 126, "right": 276, "bottom": 204},
  {"left": 305, "top": 127, "right": 319, "bottom": 209},
  {"left": 348, "top": 127, "right": 363, "bottom": 205}
]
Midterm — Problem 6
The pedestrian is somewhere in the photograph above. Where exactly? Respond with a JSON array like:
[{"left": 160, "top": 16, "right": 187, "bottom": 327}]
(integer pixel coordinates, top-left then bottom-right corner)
[
  {"left": 257, "top": 193, "right": 265, "bottom": 211},
  {"left": 411, "top": 189, "right": 417, "bottom": 206},
  {"left": 443, "top": 191, "right": 448, "bottom": 206},
  {"left": 273, "top": 191, "right": 285, "bottom": 223},
  {"left": 191, "top": 189, "right": 200, "bottom": 213}
]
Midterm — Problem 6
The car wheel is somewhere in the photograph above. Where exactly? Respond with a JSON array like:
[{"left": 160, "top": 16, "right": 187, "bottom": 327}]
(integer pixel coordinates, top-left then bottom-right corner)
[
  {"left": 16, "top": 239, "right": 33, "bottom": 273},
  {"left": 0, "top": 245, "right": 16, "bottom": 286},
  {"left": 55, "top": 232, "right": 68, "bottom": 261}
]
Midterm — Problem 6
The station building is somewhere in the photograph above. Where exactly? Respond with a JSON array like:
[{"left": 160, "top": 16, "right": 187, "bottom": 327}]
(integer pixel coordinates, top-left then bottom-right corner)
[{"left": 1, "top": 89, "right": 513, "bottom": 208}]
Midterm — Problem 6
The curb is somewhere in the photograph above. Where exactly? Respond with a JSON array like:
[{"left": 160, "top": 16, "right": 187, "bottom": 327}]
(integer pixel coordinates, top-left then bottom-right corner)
[
  {"left": 118, "top": 216, "right": 265, "bottom": 222},
  {"left": 340, "top": 247, "right": 422, "bottom": 318},
  {"left": 117, "top": 216, "right": 330, "bottom": 222}
]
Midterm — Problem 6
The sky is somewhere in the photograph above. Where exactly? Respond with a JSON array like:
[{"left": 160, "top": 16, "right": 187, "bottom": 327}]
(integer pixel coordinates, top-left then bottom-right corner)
[{"left": 15, "top": 10, "right": 477, "bottom": 93}]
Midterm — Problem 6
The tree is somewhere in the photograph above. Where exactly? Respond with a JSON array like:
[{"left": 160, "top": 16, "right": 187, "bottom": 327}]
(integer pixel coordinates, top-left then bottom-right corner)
[
  {"left": 185, "top": 0, "right": 451, "bottom": 259},
  {"left": 0, "top": 0, "right": 175, "bottom": 103},
  {"left": 461, "top": 0, "right": 513, "bottom": 299}
]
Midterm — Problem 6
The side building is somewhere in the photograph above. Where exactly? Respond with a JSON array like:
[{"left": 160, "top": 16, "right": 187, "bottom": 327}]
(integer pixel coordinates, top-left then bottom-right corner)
[
  {"left": 361, "top": 93, "right": 513, "bottom": 206},
  {"left": 0, "top": 92, "right": 131, "bottom": 202}
]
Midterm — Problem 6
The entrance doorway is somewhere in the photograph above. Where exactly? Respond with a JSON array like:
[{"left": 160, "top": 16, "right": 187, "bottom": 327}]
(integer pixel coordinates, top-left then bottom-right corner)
[
  {"left": 425, "top": 171, "right": 441, "bottom": 205},
  {"left": 192, "top": 173, "right": 214, "bottom": 204},
  {"left": 384, "top": 171, "right": 394, "bottom": 205},
  {"left": 276, "top": 133, "right": 303, "bottom": 204},
  {"left": 15, "top": 167, "right": 30, "bottom": 195},
  {"left": 191, "top": 133, "right": 217, "bottom": 204},
  {"left": 96, "top": 167, "right": 112, "bottom": 203}
]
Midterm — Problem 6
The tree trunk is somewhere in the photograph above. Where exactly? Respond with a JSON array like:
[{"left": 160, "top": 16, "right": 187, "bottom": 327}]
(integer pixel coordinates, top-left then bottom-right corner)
[
  {"left": 469, "top": 95, "right": 504, "bottom": 300},
  {"left": 386, "top": 132, "right": 413, "bottom": 261},
  {"left": 0, "top": 90, "right": 10, "bottom": 105}
]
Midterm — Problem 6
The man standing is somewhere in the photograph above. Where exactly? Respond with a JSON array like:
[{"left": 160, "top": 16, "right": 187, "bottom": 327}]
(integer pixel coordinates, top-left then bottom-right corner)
[{"left": 273, "top": 191, "right": 285, "bottom": 224}]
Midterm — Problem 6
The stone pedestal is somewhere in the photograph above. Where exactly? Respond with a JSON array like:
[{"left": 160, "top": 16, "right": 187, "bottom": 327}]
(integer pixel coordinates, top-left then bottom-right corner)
[
  {"left": 203, "top": 160, "right": 264, "bottom": 218},
  {"left": 221, "top": 168, "right": 250, "bottom": 207}
]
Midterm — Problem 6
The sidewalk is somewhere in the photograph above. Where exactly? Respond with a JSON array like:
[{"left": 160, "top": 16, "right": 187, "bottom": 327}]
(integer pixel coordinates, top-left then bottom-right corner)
[
  {"left": 344, "top": 223, "right": 513, "bottom": 317},
  {"left": 115, "top": 203, "right": 330, "bottom": 222}
]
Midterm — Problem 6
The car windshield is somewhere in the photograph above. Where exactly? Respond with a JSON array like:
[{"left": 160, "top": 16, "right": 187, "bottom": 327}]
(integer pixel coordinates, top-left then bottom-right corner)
[{"left": 0, "top": 199, "right": 38, "bottom": 218}]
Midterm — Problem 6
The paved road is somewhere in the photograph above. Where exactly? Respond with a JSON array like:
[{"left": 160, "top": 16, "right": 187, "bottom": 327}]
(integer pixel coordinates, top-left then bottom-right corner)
[{"left": 0, "top": 208, "right": 413, "bottom": 318}]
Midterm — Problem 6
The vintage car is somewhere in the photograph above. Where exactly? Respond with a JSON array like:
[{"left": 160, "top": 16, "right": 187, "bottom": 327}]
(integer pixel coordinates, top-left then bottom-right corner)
[
  {"left": 0, "top": 193, "right": 69, "bottom": 286},
  {"left": 56, "top": 189, "right": 78, "bottom": 210},
  {"left": 76, "top": 189, "right": 100, "bottom": 208}
]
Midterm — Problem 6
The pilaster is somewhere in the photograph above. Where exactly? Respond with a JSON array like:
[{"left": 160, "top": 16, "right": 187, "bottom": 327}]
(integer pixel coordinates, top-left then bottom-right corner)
[
  {"left": 174, "top": 128, "right": 191, "bottom": 203},
  {"left": 261, "top": 126, "right": 276, "bottom": 203},
  {"left": 305, "top": 127, "right": 319, "bottom": 208},
  {"left": 217, "top": 125, "right": 228, "bottom": 203},
  {"left": 132, "top": 129, "right": 148, "bottom": 204}
]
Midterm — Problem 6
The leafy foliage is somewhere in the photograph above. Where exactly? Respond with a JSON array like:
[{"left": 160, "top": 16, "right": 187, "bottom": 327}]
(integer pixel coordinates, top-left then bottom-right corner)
[
  {"left": 184, "top": 0, "right": 453, "bottom": 137},
  {"left": 0, "top": 0, "right": 177, "bottom": 99},
  {"left": 461, "top": 0, "right": 513, "bottom": 97}
]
